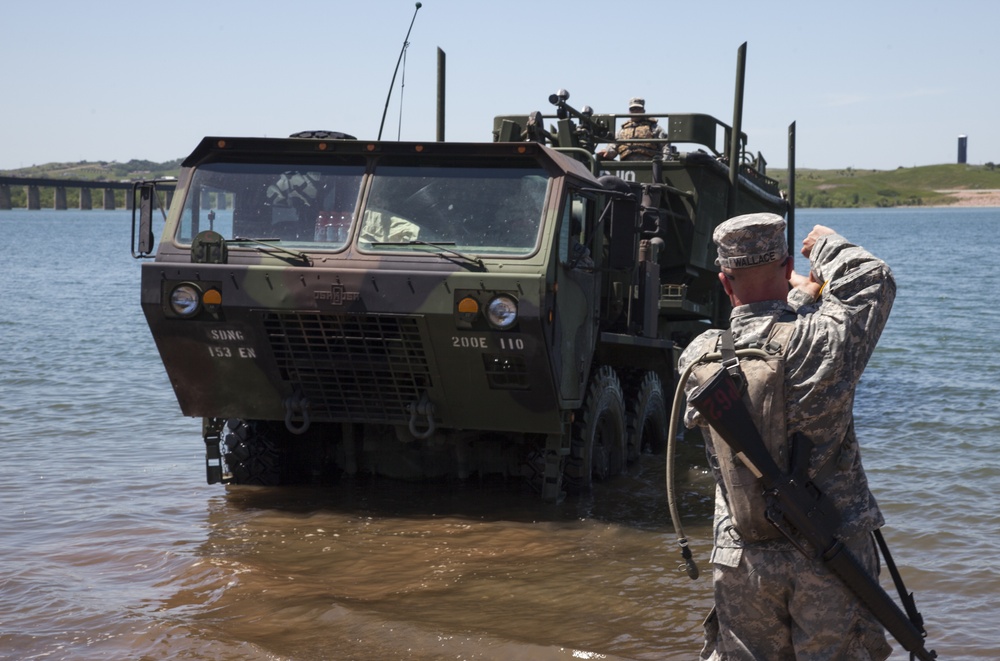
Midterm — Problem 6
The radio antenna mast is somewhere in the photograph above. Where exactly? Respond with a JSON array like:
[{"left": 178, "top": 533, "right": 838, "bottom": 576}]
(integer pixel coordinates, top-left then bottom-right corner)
[{"left": 378, "top": 2, "right": 422, "bottom": 140}]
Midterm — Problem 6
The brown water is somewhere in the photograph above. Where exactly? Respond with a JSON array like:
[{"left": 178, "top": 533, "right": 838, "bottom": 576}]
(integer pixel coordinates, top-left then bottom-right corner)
[
  {"left": 2, "top": 209, "right": 997, "bottom": 660},
  {"left": 171, "top": 465, "right": 715, "bottom": 660},
  {"left": 5, "top": 444, "right": 720, "bottom": 660}
]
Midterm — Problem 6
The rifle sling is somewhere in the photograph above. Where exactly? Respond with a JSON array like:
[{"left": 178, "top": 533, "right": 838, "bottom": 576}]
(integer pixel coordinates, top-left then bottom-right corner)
[{"left": 873, "top": 528, "right": 927, "bottom": 635}]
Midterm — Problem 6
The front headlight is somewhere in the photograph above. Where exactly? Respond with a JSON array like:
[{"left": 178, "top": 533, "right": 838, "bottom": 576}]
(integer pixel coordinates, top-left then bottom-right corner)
[
  {"left": 486, "top": 295, "right": 518, "bottom": 330},
  {"left": 169, "top": 283, "right": 202, "bottom": 317}
]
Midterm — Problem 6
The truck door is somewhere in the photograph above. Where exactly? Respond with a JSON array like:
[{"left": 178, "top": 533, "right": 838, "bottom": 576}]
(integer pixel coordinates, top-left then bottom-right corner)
[{"left": 552, "top": 191, "right": 598, "bottom": 406}]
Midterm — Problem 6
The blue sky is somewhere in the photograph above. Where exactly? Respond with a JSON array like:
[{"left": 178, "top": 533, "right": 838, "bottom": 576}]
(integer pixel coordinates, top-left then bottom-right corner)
[{"left": 2, "top": 0, "right": 996, "bottom": 171}]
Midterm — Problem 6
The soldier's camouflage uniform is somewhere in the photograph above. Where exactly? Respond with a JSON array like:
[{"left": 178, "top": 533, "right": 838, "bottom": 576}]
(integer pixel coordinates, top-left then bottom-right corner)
[
  {"left": 609, "top": 118, "right": 668, "bottom": 161},
  {"left": 678, "top": 231, "right": 896, "bottom": 660}
]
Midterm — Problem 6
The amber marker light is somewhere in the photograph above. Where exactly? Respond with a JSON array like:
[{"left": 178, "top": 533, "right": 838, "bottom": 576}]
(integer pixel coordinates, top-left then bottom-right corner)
[
  {"left": 517, "top": 146, "right": 527, "bottom": 154},
  {"left": 457, "top": 296, "right": 479, "bottom": 324},
  {"left": 415, "top": 145, "right": 424, "bottom": 152},
  {"left": 202, "top": 289, "right": 222, "bottom": 306},
  {"left": 216, "top": 140, "right": 226, "bottom": 149}
]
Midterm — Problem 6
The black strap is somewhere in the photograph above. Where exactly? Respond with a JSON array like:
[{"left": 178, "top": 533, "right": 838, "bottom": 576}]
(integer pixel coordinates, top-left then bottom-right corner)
[
  {"left": 719, "top": 330, "right": 745, "bottom": 392},
  {"left": 873, "top": 528, "right": 928, "bottom": 644}
]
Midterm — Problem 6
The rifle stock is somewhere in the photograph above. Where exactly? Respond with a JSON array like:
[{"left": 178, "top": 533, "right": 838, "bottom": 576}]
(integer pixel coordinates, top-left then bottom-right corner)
[{"left": 689, "top": 366, "right": 937, "bottom": 660}]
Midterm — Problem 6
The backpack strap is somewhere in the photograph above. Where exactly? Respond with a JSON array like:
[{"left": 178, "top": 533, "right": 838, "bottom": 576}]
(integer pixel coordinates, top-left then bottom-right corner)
[
  {"left": 718, "top": 322, "right": 794, "bottom": 392},
  {"left": 719, "top": 329, "right": 745, "bottom": 392}
]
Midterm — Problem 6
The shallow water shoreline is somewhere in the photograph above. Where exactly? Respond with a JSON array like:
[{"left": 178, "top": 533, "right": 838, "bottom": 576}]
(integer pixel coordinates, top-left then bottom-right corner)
[{"left": 2, "top": 207, "right": 997, "bottom": 660}]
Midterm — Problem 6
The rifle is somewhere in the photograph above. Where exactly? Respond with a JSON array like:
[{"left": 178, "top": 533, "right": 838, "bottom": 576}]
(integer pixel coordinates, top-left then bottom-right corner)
[{"left": 689, "top": 366, "right": 937, "bottom": 661}]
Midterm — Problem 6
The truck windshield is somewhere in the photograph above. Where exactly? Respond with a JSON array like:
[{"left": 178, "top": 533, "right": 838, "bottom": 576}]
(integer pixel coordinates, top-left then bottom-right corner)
[
  {"left": 176, "top": 161, "right": 366, "bottom": 248},
  {"left": 359, "top": 165, "right": 548, "bottom": 256},
  {"left": 176, "top": 161, "right": 549, "bottom": 256}
]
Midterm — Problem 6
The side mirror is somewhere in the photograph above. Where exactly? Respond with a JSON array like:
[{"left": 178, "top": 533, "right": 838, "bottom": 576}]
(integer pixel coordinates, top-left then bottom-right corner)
[{"left": 131, "top": 182, "right": 156, "bottom": 258}]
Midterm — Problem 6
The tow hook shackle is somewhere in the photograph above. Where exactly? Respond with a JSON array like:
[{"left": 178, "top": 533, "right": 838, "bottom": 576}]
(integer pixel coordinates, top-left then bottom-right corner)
[
  {"left": 284, "top": 393, "right": 311, "bottom": 434},
  {"left": 407, "top": 392, "right": 436, "bottom": 440}
]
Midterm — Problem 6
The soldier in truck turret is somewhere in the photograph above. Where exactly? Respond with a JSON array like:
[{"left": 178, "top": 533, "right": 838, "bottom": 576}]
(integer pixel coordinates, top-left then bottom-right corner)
[{"left": 599, "top": 97, "right": 670, "bottom": 161}]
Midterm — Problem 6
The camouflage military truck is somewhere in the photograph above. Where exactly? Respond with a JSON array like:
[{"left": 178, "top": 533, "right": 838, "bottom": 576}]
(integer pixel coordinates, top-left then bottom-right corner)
[{"left": 132, "top": 76, "right": 789, "bottom": 501}]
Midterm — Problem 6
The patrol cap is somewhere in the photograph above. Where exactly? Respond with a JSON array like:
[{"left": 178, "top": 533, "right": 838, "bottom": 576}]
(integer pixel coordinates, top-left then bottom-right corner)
[
  {"left": 713, "top": 212, "right": 788, "bottom": 270},
  {"left": 628, "top": 97, "right": 645, "bottom": 111}
]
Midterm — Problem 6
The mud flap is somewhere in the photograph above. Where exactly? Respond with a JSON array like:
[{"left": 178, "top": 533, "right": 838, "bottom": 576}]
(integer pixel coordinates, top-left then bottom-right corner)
[
  {"left": 541, "top": 432, "right": 569, "bottom": 502},
  {"left": 202, "top": 417, "right": 226, "bottom": 484}
]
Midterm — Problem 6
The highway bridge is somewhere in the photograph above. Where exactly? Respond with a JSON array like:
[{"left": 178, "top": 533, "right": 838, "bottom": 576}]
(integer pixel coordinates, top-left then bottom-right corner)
[{"left": 0, "top": 175, "right": 176, "bottom": 210}]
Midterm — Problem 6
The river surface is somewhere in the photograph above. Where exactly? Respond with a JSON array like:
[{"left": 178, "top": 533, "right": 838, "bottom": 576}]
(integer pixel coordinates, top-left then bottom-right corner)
[{"left": 1, "top": 206, "right": 997, "bottom": 660}]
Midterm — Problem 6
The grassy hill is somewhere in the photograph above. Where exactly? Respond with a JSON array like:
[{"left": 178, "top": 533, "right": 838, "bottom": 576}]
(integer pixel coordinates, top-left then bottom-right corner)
[
  {"left": 769, "top": 163, "right": 1000, "bottom": 208},
  {"left": 0, "top": 159, "right": 183, "bottom": 208},
  {"left": 0, "top": 159, "right": 182, "bottom": 181}
]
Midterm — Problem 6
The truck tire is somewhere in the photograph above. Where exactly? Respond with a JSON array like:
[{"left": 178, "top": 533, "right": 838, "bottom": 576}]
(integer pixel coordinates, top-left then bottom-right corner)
[
  {"left": 626, "top": 371, "right": 668, "bottom": 461},
  {"left": 222, "top": 419, "right": 283, "bottom": 485},
  {"left": 565, "top": 366, "right": 627, "bottom": 492}
]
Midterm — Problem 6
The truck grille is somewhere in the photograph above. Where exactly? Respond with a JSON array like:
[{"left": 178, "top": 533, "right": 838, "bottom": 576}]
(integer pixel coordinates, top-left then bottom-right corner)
[{"left": 262, "top": 311, "right": 432, "bottom": 424}]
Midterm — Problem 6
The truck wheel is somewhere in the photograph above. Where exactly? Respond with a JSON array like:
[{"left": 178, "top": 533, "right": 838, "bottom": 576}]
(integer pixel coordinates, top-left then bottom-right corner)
[
  {"left": 222, "top": 419, "right": 283, "bottom": 485},
  {"left": 565, "top": 366, "right": 627, "bottom": 492},
  {"left": 626, "top": 371, "right": 668, "bottom": 461}
]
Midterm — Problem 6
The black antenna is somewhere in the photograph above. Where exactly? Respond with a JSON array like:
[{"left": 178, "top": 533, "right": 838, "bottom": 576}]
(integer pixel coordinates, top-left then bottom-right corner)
[
  {"left": 378, "top": 2, "right": 422, "bottom": 140},
  {"left": 396, "top": 40, "right": 410, "bottom": 140}
]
